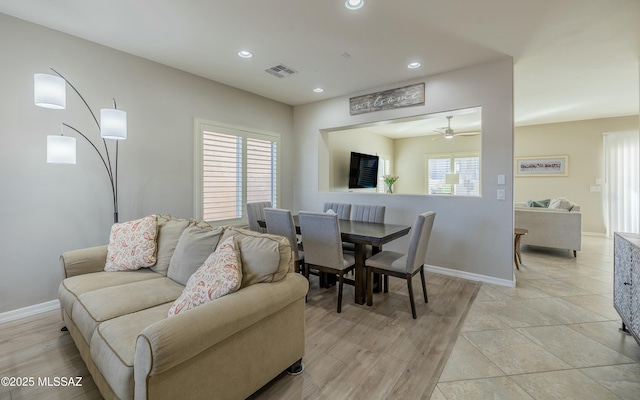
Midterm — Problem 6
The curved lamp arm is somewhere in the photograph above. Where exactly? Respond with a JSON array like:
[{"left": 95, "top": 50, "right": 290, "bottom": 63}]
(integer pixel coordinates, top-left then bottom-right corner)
[{"left": 46, "top": 69, "right": 121, "bottom": 223}]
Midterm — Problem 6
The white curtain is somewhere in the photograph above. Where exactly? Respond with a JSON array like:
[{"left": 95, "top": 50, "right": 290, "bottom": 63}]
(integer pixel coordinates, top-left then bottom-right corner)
[{"left": 604, "top": 130, "right": 640, "bottom": 236}]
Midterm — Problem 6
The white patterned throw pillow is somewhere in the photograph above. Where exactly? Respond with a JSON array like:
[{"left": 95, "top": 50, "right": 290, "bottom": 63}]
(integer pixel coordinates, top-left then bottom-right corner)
[
  {"left": 104, "top": 215, "right": 158, "bottom": 272},
  {"left": 168, "top": 237, "right": 242, "bottom": 317}
]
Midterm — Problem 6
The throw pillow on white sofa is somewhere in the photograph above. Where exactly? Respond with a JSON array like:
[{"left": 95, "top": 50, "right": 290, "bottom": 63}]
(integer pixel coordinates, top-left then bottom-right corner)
[
  {"left": 168, "top": 236, "right": 242, "bottom": 316},
  {"left": 104, "top": 215, "right": 158, "bottom": 272},
  {"left": 549, "top": 197, "right": 574, "bottom": 211}
]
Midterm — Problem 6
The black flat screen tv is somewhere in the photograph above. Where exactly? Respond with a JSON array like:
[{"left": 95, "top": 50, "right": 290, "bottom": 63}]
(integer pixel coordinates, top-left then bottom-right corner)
[{"left": 348, "top": 152, "right": 379, "bottom": 189}]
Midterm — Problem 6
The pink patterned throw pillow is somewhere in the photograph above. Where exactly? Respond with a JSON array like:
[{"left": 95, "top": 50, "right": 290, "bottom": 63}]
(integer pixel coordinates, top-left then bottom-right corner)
[
  {"left": 104, "top": 215, "right": 158, "bottom": 272},
  {"left": 168, "top": 237, "right": 242, "bottom": 317}
]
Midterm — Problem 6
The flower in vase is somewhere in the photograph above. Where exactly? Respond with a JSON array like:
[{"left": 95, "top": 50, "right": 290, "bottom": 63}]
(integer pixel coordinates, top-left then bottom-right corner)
[{"left": 383, "top": 175, "right": 399, "bottom": 193}]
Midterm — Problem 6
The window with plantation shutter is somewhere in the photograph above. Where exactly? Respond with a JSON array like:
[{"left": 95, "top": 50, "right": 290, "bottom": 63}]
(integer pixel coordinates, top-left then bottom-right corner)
[
  {"left": 426, "top": 152, "right": 481, "bottom": 196},
  {"left": 195, "top": 120, "right": 279, "bottom": 223}
]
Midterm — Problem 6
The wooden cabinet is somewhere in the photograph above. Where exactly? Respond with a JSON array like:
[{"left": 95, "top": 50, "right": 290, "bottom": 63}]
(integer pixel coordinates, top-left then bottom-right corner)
[{"left": 614, "top": 232, "right": 640, "bottom": 345}]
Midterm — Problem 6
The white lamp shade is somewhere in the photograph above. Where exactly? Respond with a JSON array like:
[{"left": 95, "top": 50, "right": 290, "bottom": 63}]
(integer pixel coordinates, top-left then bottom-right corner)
[
  {"left": 47, "top": 135, "right": 76, "bottom": 164},
  {"left": 34, "top": 74, "right": 66, "bottom": 109},
  {"left": 100, "top": 109, "right": 127, "bottom": 140},
  {"left": 445, "top": 173, "right": 460, "bottom": 185}
]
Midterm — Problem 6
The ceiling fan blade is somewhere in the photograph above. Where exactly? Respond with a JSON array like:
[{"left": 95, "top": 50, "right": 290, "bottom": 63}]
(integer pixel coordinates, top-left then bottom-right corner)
[
  {"left": 455, "top": 131, "right": 481, "bottom": 136},
  {"left": 432, "top": 135, "right": 443, "bottom": 141}
]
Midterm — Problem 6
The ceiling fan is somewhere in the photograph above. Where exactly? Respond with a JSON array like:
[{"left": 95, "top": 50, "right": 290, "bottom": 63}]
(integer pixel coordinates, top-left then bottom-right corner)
[{"left": 433, "top": 116, "right": 481, "bottom": 140}]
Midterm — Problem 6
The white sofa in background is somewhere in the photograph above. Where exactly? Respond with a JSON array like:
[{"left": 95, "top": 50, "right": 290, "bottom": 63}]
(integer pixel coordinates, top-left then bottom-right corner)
[{"left": 514, "top": 198, "right": 582, "bottom": 256}]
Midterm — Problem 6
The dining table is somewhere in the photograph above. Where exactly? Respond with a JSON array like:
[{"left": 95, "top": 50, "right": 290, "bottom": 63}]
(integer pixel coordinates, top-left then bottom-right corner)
[{"left": 260, "top": 215, "right": 411, "bottom": 305}]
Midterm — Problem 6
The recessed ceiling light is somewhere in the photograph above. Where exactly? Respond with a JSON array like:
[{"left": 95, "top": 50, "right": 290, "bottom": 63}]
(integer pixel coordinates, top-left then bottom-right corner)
[
  {"left": 345, "top": 0, "right": 364, "bottom": 10},
  {"left": 408, "top": 62, "right": 421, "bottom": 69},
  {"left": 313, "top": 88, "right": 324, "bottom": 93},
  {"left": 238, "top": 50, "right": 253, "bottom": 58}
]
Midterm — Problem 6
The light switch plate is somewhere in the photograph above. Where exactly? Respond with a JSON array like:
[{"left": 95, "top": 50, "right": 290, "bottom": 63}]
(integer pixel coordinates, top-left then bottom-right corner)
[
  {"left": 497, "top": 189, "right": 506, "bottom": 200},
  {"left": 498, "top": 174, "right": 505, "bottom": 185}
]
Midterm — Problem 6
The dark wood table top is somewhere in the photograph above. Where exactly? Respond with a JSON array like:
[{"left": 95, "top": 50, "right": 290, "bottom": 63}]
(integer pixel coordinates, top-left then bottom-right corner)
[
  {"left": 259, "top": 215, "right": 411, "bottom": 305},
  {"left": 261, "top": 215, "right": 411, "bottom": 246}
]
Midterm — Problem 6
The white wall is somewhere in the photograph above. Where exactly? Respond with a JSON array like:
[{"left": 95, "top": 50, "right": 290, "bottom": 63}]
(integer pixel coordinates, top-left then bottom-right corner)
[
  {"left": 514, "top": 115, "right": 639, "bottom": 234},
  {"left": 394, "top": 134, "right": 481, "bottom": 195},
  {"left": 293, "top": 58, "right": 515, "bottom": 284},
  {"left": 327, "top": 130, "right": 394, "bottom": 191},
  {"left": 0, "top": 14, "right": 294, "bottom": 313}
]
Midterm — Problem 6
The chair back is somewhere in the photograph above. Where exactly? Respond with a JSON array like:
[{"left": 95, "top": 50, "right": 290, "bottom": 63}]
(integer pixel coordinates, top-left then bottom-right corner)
[
  {"left": 246, "top": 201, "right": 272, "bottom": 232},
  {"left": 323, "top": 202, "right": 351, "bottom": 220},
  {"left": 264, "top": 208, "right": 300, "bottom": 261},
  {"left": 405, "top": 212, "right": 436, "bottom": 273},
  {"left": 299, "top": 211, "right": 343, "bottom": 269},
  {"left": 351, "top": 204, "right": 385, "bottom": 223}
]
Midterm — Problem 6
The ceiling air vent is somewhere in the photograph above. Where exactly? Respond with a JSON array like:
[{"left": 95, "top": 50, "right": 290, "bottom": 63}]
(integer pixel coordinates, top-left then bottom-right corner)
[{"left": 265, "top": 64, "right": 298, "bottom": 78}]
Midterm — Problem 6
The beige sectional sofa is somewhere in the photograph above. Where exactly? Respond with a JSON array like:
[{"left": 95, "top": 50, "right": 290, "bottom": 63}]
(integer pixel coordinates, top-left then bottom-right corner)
[
  {"left": 515, "top": 200, "right": 582, "bottom": 256},
  {"left": 58, "top": 215, "right": 309, "bottom": 400}
]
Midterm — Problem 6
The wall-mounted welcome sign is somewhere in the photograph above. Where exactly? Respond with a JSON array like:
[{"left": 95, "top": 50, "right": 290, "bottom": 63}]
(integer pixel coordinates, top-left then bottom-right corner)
[{"left": 349, "top": 83, "right": 425, "bottom": 115}]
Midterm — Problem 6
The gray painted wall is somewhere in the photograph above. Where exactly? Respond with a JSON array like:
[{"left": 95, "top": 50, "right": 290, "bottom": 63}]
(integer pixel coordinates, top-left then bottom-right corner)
[
  {"left": 293, "top": 58, "right": 515, "bottom": 284},
  {"left": 0, "top": 14, "right": 294, "bottom": 313}
]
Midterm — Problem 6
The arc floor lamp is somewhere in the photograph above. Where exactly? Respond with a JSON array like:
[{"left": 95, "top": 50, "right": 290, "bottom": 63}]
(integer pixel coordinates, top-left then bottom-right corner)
[{"left": 34, "top": 69, "right": 126, "bottom": 223}]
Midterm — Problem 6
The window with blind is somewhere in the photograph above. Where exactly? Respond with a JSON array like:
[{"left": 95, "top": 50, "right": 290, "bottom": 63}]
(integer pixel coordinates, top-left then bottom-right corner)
[
  {"left": 377, "top": 155, "right": 391, "bottom": 193},
  {"left": 426, "top": 152, "right": 481, "bottom": 196},
  {"left": 195, "top": 121, "right": 279, "bottom": 223}
]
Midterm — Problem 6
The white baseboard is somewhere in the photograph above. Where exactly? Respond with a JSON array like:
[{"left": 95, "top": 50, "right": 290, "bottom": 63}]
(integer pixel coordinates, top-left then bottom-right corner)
[
  {"left": 582, "top": 231, "right": 608, "bottom": 237},
  {"left": 0, "top": 300, "right": 60, "bottom": 324},
  {"left": 425, "top": 264, "right": 515, "bottom": 288}
]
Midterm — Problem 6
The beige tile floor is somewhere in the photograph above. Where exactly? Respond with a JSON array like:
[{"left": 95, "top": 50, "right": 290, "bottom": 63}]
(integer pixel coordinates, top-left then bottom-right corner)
[{"left": 432, "top": 235, "right": 640, "bottom": 400}]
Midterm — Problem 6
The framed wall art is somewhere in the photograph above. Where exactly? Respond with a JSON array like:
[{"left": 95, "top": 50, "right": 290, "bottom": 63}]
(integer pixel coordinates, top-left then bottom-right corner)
[{"left": 515, "top": 155, "right": 569, "bottom": 177}]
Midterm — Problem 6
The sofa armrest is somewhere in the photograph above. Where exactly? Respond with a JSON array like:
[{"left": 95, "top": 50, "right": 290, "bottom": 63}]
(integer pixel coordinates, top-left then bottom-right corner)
[
  {"left": 135, "top": 272, "right": 309, "bottom": 376},
  {"left": 60, "top": 245, "right": 108, "bottom": 278}
]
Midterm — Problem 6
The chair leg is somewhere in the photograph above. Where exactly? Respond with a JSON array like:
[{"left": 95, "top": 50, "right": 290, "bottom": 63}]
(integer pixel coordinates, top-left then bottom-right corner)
[
  {"left": 420, "top": 267, "right": 428, "bottom": 303},
  {"left": 303, "top": 263, "right": 309, "bottom": 303},
  {"left": 407, "top": 274, "right": 417, "bottom": 319},
  {"left": 367, "top": 267, "right": 373, "bottom": 306},
  {"left": 337, "top": 273, "right": 344, "bottom": 313},
  {"left": 383, "top": 275, "right": 389, "bottom": 293}
]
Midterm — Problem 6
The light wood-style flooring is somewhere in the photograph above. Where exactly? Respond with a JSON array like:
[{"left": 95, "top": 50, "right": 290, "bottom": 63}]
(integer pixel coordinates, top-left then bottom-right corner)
[{"left": 0, "top": 272, "right": 479, "bottom": 400}]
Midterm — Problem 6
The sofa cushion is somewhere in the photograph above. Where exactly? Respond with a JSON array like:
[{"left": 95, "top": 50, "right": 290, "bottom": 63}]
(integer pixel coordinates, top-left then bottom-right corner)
[
  {"left": 105, "top": 215, "right": 158, "bottom": 272},
  {"left": 549, "top": 197, "right": 574, "bottom": 211},
  {"left": 168, "top": 237, "right": 242, "bottom": 316},
  {"left": 526, "top": 199, "right": 550, "bottom": 208},
  {"left": 59, "top": 269, "right": 163, "bottom": 318},
  {"left": 150, "top": 215, "right": 190, "bottom": 276},
  {"left": 167, "top": 225, "right": 224, "bottom": 285},
  {"left": 91, "top": 303, "right": 172, "bottom": 400},
  {"left": 220, "top": 227, "right": 292, "bottom": 288},
  {"left": 72, "top": 278, "right": 184, "bottom": 345}
]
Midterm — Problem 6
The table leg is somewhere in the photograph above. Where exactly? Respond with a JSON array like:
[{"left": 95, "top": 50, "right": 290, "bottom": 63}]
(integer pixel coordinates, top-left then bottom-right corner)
[
  {"left": 372, "top": 246, "right": 381, "bottom": 293},
  {"left": 354, "top": 243, "right": 366, "bottom": 305},
  {"left": 514, "top": 234, "right": 521, "bottom": 271}
]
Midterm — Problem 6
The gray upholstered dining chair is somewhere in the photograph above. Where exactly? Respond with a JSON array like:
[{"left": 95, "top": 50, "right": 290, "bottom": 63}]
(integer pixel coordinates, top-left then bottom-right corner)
[
  {"left": 298, "top": 211, "right": 355, "bottom": 313},
  {"left": 351, "top": 204, "right": 386, "bottom": 224},
  {"left": 323, "top": 202, "right": 352, "bottom": 220},
  {"left": 264, "top": 208, "right": 304, "bottom": 273},
  {"left": 365, "top": 211, "right": 436, "bottom": 319},
  {"left": 246, "top": 201, "right": 271, "bottom": 233},
  {"left": 344, "top": 204, "right": 386, "bottom": 255}
]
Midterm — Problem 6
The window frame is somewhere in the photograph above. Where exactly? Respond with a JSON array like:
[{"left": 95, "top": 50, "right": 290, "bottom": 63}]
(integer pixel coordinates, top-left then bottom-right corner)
[
  {"left": 425, "top": 151, "right": 481, "bottom": 196},
  {"left": 194, "top": 119, "right": 281, "bottom": 225}
]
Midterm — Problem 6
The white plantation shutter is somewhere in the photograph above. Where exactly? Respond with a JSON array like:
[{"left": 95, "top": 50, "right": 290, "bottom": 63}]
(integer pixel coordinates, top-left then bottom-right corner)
[
  {"left": 453, "top": 156, "right": 480, "bottom": 196},
  {"left": 377, "top": 156, "right": 391, "bottom": 193},
  {"left": 427, "top": 157, "right": 452, "bottom": 194},
  {"left": 202, "top": 131, "right": 242, "bottom": 221},
  {"left": 246, "top": 137, "right": 277, "bottom": 204},
  {"left": 426, "top": 152, "right": 480, "bottom": 196},
  {"left": 196, "top": 121, "right": 279, "bottom": 223}
]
